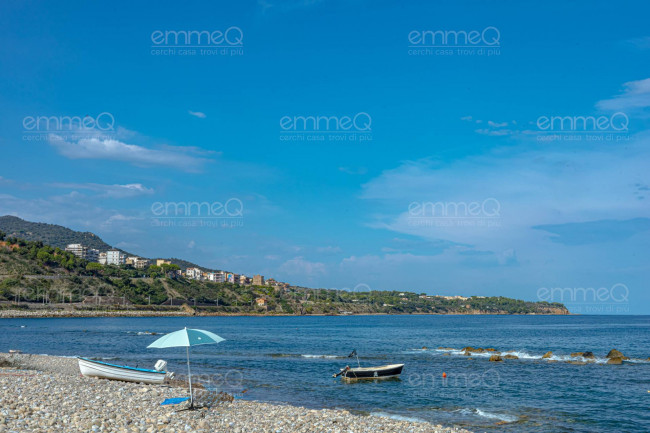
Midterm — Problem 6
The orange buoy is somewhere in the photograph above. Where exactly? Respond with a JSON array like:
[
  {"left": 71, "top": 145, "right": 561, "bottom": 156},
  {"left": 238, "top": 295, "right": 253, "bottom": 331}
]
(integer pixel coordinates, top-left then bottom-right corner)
[{"left": 442, "top": 372, "right": 447, "bottom": 378}]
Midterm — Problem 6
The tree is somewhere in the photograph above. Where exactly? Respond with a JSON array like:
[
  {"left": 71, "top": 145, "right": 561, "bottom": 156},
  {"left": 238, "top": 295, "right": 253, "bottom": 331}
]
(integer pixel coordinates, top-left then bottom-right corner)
[
  {"left": 0, "top": 231, "right": 5, "bottom": 241},
  {"left": 36, "top": 250, "right": 54, "bottom": 265},
  {"left": 86, "top": 262, "right": 103, "bottom": 274}
]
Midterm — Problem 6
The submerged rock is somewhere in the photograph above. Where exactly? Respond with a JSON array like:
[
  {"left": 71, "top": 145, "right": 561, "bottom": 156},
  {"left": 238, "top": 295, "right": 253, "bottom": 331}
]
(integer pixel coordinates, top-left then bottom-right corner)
[
  {"left": 542, "top": 351, "right": 553, "bottom": 359},
  {"left": 489, "top": 355, "right": 503, "bottom": 362},
  {"left": 606, "top": 349, "right": 628, "bottom": 360}
]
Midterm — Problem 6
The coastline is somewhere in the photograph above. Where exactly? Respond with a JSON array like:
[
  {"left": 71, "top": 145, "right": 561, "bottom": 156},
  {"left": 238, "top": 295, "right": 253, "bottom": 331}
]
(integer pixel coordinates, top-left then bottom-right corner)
[
  {"left": 0, "top": 352, "right": 473, "bottom": 433},
  {"left": 0, "top": 307, "right": 571, "bottom": 319}
]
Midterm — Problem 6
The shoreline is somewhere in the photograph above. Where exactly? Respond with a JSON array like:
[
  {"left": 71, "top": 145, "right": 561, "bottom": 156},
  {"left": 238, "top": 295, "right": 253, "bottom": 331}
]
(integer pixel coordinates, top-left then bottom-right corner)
[
  {"left": 0, "top": 352, "right": 473, "bottom": 433},
  {"left": 0, "top": 307, "right": 572, "bottom": 319}
]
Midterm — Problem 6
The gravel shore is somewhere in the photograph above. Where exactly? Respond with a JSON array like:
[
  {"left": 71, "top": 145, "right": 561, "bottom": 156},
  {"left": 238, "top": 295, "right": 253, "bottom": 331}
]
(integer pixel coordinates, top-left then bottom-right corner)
[{"left": 0, "top": 353, "right": 474, "bottom": 433}]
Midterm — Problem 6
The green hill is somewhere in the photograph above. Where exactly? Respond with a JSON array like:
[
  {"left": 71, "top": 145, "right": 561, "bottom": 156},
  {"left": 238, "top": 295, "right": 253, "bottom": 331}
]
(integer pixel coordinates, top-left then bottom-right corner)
[
  {"left": 0, "top": 230, "right": 570, "bottom": 316},
  {"left": 0, "top": 215, "right": 215, "bottom": 272},
  {"left": 0, "top": 215, "right": 116, "bottom": 252}
]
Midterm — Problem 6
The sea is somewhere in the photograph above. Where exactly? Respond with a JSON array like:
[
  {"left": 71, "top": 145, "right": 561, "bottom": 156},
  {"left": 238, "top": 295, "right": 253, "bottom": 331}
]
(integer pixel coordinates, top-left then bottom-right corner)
[{"left": 2, "top": 315, "right": 649, "bottom": 432}]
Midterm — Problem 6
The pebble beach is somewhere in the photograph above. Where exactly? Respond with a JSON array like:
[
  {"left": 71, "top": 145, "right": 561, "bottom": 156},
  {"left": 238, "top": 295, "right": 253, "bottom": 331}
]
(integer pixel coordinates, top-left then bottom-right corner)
[{"left": 0, "top": 353, "right": 474, "bottom": 433}]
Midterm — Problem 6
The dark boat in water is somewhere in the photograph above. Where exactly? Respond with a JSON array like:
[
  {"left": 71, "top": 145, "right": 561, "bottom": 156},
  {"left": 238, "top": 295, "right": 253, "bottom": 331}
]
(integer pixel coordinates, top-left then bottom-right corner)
[
  {"left": 335, "top": 363, "right": 404, "bottom": 380},
  {"left": 333, "top": 350, "right": 404, "bottom": 381}
]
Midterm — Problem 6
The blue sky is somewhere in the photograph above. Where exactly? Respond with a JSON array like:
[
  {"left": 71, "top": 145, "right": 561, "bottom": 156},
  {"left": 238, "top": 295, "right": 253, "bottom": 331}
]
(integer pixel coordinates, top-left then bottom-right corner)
[{"left": 1, "top": 1, "right": 649, "bottom": 313}]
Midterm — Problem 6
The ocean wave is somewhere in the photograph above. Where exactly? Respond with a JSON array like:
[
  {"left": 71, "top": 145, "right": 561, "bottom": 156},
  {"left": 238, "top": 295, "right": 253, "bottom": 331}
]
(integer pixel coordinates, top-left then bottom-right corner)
[
  {"left": 125, "top": 331, "right": 159, "bottom": 336},
  {"left": 457, "top": 408, "right": 518, "bottom": 423},
  {"left": 434, "top": 348, "right": 615, "bottom": 364},
  {"left": 624, "top": 358, "right": 650, "bottom": 364},
  {"left": 370, "top": 411, "right": 428, "bottom": 423},
  {"left": 301, "top": 354, "right": 342, "bottom": 359}
]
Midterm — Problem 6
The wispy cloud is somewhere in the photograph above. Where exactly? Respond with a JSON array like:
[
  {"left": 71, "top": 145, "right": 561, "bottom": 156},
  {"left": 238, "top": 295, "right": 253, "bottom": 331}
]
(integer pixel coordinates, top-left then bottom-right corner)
[
  {"left": 462, "top": 116, "right": 518, "bottom": 136},
  {"left": 48, "top": 134, "right": 210, "bottom": 172},
  {"left": 596, "top": 78, "right": 650, "bottom": 111},
  {"left": 279, "top": 256, "right": 326, "bottom": 277},
  {"left": 316, "top": 245, "right": 341, "bottom": 254},
  {"left": 623, "top": 36, "right": 650, "bottom": 50},
  {"left": 188, "top": 110, "right": 207, "bottom": 119},
  {"left": 339, "top": 166, "right": 368, "bottom": 175},
  {"left": 49, "top": 182, "right": 154, "bottom": 198}
]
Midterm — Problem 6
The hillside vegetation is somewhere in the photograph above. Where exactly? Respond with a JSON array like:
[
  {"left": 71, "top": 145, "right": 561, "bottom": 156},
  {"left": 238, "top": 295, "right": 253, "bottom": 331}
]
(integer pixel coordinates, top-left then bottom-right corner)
[
  {"left": 0, "top": 232, "right": 569, "bottom": 316},
  {"left": 0, "top": 215, "right": 216, "bottom": 272}
]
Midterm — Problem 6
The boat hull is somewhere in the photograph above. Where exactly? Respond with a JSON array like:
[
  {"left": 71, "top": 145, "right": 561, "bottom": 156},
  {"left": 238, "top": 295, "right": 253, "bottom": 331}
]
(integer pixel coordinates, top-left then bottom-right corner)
[
  {"left": 78, "top": 357, "right": 166, "bottom": 384},
  {"left": 341, "top": 363, "right": 404, "bottom": 380}
]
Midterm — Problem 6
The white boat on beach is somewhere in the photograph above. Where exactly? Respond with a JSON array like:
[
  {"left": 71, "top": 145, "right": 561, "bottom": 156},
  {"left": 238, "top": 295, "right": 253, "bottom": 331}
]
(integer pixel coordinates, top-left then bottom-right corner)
[{"left": 77, "top": 357, "right": 168, "bottom": 384}]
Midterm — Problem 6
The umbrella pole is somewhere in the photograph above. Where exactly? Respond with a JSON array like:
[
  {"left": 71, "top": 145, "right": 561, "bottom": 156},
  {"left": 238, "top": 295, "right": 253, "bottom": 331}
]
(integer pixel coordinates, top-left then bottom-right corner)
[{"left": 186, "top": 346, "right": 193, "bottom": 408}]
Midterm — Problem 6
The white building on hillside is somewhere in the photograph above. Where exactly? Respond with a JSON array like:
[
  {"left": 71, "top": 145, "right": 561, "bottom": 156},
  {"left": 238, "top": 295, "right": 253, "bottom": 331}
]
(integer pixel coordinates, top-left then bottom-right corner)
[
  {"left": 185, "top": 267, "right": 203, "bottom": 280},
  {"left": 106, "top": 250, "right": 126, "bottom": 266},
  {"left": 207, "top": 271, "right": 225, "bottom": 283},
  {"left": 65, "top": 244, "right": 100, "bottom": 262}
]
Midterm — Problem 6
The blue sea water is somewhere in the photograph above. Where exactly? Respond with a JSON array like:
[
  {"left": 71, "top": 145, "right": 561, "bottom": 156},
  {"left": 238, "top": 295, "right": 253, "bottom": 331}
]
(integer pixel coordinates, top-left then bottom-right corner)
[{"left": 2, "top": 315, "right": 649, "bottom": 432}]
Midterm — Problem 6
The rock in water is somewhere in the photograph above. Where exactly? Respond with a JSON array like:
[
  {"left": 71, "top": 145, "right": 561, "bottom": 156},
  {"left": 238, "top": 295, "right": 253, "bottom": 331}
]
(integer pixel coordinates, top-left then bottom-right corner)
[
  {"left": 570, "top": 352, "right": 584, "bottom": 357},
  {"left": 489, "top": 355, "right": 503, "bottom": 362},
  {"left": 504, "top": 354, "right": 519, "bottom": 360},
  {"left": 542, "top": 351, "right": 553, "bottom": 359},
  {"left": 582, "top": 352, "right": 595, "bottom": 359},
  {"left": 606, "top": 349, "right": 628, "bottom": 360},
  {"left": 607, "top": 357, "right": 623, "bottom": 365}
]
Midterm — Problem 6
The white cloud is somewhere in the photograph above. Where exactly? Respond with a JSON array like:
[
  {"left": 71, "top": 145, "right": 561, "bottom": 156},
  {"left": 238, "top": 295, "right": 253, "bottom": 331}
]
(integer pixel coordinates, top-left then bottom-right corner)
[
  {"left": 623, "top": 36, "right": 650, "bottom": 50},
  {"left": 596, "top": 78, "right": 650, "bottom": 111},
  {"left": 475, "top": 128, "right": 513, "bottom": 136},
  {"left": 48, "top": 134, "right": 209, "bottom": 172},
  {"left": 279, "top": 256, "right": 326, "bottom": 276},
  {"left": 360, "top": 137, "right": 650, "bottom": 255},
  {"left": 339, "top": 166, "right": 368, "bottom": 175},
  {"left": 316, "top": 246, "right": 342, "bottom": 254},
  {"left": 50, "top": 182, "right": 154, "bottom": 198},
  {"left": 188, "top": 110, "right": 207, "bottom": 119}
]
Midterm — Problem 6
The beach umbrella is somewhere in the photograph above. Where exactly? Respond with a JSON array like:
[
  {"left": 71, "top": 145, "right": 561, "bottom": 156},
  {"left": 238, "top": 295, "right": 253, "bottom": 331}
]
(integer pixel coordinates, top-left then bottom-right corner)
[{"left": 147, "top": 327, "right": 225, "bottom": 407}]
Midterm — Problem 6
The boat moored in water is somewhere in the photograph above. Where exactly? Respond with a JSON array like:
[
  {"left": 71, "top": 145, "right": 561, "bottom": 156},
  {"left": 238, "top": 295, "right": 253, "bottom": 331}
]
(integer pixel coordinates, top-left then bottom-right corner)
[
  {"left": 77, "top": 357, "right": 169, "bottom": 384},
  {"left": 334, "top": 363, "right": 404, "bottom": 380},
  {"left": 333, "top": 349, "right": 404, "bottom": 381}
]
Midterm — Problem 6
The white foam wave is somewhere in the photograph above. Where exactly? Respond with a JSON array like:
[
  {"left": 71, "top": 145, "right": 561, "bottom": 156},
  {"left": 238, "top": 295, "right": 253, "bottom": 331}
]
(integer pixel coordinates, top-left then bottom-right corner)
[
  {"left": 625, "top": 358, "right": 650, "bottom": 364},
  {"left": 301, "top": 354, "right": 341, "bottom": 359},
  {"left": 457, "top": 408, "right": 518, "bottom": 423},
  {"left": 370, "top": 411, "right": 428, "bottom": 423},
  {"left": 546, "top": 355, "right": 607, "bottom": 364}
]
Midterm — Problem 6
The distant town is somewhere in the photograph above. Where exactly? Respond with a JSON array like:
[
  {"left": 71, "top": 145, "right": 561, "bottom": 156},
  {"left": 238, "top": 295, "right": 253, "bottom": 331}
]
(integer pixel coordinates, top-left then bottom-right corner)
[
  {"left": 64, "top": 243, "right": 478, "bottom": 303},
  {"left": 64, "top": 242, "right": 286, "bottom": 290}
]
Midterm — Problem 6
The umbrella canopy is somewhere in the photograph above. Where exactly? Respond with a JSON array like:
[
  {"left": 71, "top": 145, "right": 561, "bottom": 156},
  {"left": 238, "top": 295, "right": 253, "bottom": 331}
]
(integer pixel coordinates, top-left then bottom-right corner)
[
  {"left": 147, "top": 327, "right": 225, "bottom": 408},
  {"left": 147, "top": 328, "right": 225, "bottom": 349}
]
